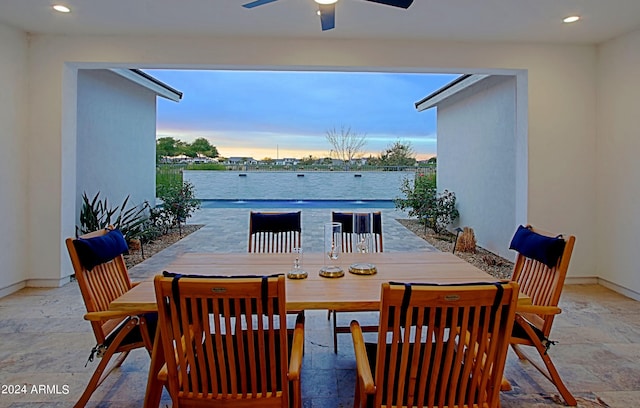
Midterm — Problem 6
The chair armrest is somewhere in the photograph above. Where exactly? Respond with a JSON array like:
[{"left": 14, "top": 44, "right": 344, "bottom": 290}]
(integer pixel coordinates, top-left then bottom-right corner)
[
  {"left": 350, "top": 320, "right": 375, "bottom": 395},
  {"left": 83, "top": 310, "right": 140, "bottom": 321},
  {"left": 516, "top": 305, "right": 561, "bottom": 315},
  {"left": 288, "top": 313, "right": 305, "bottom": 381}
]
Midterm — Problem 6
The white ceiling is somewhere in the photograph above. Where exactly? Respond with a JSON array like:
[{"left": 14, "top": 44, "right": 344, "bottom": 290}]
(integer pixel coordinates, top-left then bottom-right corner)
[{"left": 1, "top": 0, "right": 639, "bottom": 45}]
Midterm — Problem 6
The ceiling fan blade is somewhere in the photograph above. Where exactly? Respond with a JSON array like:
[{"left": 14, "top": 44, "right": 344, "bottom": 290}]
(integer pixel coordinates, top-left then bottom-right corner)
[
  {"left": 318, "top": 3, "right": 336, "bottom": 31},
  {"left": 242, "top": 0, "right": 279, "bottom": 8},
  {"left": 365, "top": 0, "right": 413, "bottom": 9}
]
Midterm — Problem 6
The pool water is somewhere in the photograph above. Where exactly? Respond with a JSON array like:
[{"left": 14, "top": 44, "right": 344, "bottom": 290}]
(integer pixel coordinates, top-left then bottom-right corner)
[
  {"left": 199, "top": 199, "right": 396, "bottom": 209},
  {"left": 185, "top": 171, "right": 415, "bottom": 201}
]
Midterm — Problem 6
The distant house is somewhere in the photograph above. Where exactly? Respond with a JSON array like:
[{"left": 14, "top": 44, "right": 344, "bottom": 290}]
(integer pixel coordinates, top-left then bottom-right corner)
[
  {"left": 275, "top": 157, "right": 299, "bottom": 166},
  {"left": 227, "top": 157, "right": 257, "bottom": 165},
  {"left": 194, "top": 153, "right": 216, "bottom": 163}
]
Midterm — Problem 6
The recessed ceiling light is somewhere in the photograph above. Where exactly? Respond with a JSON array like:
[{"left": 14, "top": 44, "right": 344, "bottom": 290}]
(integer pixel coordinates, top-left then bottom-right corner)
[
  {"left": 53, "top": 4, "right": 71, "bottom": 13},
  {"left": 563, "top": 16, "right": 580, "bottom": 23},
  {"left": 315, "top": 0, "right": 338, "bottom": 4}
]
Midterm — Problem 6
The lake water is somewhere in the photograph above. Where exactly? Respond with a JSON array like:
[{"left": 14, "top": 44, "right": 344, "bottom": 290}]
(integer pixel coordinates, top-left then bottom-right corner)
[{"left": 184, "top": 171, "right": 416, "bottom": 201}]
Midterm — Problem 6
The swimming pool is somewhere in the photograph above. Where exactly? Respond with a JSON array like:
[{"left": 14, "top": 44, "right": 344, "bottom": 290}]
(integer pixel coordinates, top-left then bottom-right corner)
[{"left": 199, "top": 199, "right": 396, "bottom": 209}]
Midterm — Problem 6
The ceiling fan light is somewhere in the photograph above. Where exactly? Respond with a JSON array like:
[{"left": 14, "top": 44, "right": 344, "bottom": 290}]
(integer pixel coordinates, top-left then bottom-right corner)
[
  {"left": 315, "top": 0, "right": 338, "bottom": 4},
  {"left": 563, "top": 15, "right": 580, "bottom": 23}
]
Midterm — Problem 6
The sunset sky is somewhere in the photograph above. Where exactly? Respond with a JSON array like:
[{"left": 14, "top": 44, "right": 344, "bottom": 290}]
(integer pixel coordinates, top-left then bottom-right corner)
[{"left": 145, "top": 69, "right": 460, "bottom": 161}]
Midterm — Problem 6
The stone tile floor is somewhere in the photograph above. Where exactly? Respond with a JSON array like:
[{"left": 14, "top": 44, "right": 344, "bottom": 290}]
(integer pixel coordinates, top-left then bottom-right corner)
[{"left": 1, "top": 208, "right": 639, "bottom": 407}]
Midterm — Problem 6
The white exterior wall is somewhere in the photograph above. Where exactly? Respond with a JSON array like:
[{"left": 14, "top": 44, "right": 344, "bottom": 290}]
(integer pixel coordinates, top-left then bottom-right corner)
[
  {"left": 596, "top": 29, "right": 640, "bottom": 299},
  {"left": 76, "top": 69, "right": 157, "bottom": 223},
  {"left": 0, "top": 25, "right": 28, "bottom": 296},
  {"left": 0, "top": 28, "right": 610, "bottom": 294},
  {"left": 437, "top": 76, "right": 516, "bottom": 260}
]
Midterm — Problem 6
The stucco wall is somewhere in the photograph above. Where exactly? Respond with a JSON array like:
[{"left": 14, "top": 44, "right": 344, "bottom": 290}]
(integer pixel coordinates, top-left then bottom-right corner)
[
  {"left": 76, "top": 69, "right": 157, "bottom": 225},
  {"left": 596, "top": 29, "right": 640, "bottom": 298},
  {"left": 436, "top": 76, "right": 517, "bottom": 260},
  {"left": 0, "top": 25, "right": 28, "bottom": 296},
  {"left": 0, "top": 30, "right": 606, "bottom": 293}
]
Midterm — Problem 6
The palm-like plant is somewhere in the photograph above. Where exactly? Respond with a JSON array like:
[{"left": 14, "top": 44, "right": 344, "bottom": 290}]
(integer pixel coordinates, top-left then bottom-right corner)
[{"left": 77, "top": 192, "right": 148, "bottom": 241}]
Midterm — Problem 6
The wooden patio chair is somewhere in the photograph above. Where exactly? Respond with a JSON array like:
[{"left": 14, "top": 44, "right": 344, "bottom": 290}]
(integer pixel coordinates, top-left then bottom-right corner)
[
  {"left": 248, "top": 211, "right": 302, "bottom": 253},
  {"left": 329, "top": 211, "right": 383, "bottom": 353},
  {"left": 351, "top": 281, "right": 518, "bottom": 408},
  {"left": 332, "top": 211, "right": 384, "bottom": 253},
  {"left": 154, "top": 273, "right": 305, "bottom": 408},
  {"left": 65, "top": 227, "right": 155, "bottom": 408},
  {"left": 506, "top": 225, "right": 577, "bottom": 406}
]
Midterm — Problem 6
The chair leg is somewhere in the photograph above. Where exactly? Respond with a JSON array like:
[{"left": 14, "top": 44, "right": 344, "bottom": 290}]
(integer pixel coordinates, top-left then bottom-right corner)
[
  {"left": 74, "top": 348, "right": 129, "bottom": 408},
  {"left": 74, "top": 319, "right": 138, "bottom": 408},
  {"left": 333, "top": 311, "right": 338, "bottom": 354},
  {"left": 511, "top": 343, "right": 527, "bottom": 360},
  {"left": 353, "top": 378, "right": 361, "bottom": 408},
  {"left": 500, "top": 376, "right": 513, "bottom": 391},
  {"left": 534, "top": 344, "right": 577, "bottom": 406},
  {"left": 292, "top": 378, "right": 302, "bottom": 408},
  {"left": 512, "top": 343, "right": 577, "bottom": 406}
]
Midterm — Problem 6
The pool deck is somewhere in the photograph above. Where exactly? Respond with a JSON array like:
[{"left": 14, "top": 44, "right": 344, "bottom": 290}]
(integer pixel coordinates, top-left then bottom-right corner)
[{"left": 128, "top": 206, "right": 436, "bottom": 280}]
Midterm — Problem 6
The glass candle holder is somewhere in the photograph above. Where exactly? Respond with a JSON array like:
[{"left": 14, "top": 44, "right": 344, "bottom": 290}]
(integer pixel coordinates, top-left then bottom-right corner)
[
  {"left": 349, "top": 212, "right": 378, "bottom": 275},
  {"left": 287, "top": 247, "right": 307, "bottom": 279},
  {"left": 353, "top": 212, "right": 374, "bottom": 254},
  {"left": 319, "top": 222, "right": 344, "bottom": 278}
]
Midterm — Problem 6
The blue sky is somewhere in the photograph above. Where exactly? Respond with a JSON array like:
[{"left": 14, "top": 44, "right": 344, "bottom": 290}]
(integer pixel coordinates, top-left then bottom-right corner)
[{"left": 146, "top": 70, "right": 459, "bottom": 160}]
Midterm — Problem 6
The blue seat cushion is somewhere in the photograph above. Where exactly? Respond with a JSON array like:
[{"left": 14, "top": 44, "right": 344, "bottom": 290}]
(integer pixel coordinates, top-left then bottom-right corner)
[
  {"left": 250, "top": 211, "right": 301, "bottom": 233},
  {"left": 509, "top": 225, "right": 565, "bottom": 268},
  {"left": 73, "top": 229, "right": 129, "bottom": 270}
]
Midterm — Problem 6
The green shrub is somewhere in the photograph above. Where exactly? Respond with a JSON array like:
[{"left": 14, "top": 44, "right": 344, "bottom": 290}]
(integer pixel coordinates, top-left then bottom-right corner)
[
  {"left": 394, "top": 173, "right": 459, "bottom": 234},
  {"left": 429, "top": 189, "right": 459, "bottom": 234},
  {"left": 78, "top": 192, "right": 148, "bottom": 240},
  {"left": 394, "top": 172, "right": 437, "bottom": 220},
  {"left": 157, "top": 181, "right": 201, "bottom": 235}
]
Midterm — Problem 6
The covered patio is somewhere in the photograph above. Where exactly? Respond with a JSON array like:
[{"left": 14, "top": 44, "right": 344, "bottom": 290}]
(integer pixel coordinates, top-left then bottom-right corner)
[
  {"left": 2, "top": 2, "right": 640, "bottom": 407},
  {"left": 1, "top": 208, "right": 639, "bottom": 407}
]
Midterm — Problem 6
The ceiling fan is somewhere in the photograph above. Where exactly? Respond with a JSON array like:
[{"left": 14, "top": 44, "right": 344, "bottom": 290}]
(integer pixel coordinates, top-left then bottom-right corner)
[{"left": 242, "top": 0, "right": 414, "bottom": 31}]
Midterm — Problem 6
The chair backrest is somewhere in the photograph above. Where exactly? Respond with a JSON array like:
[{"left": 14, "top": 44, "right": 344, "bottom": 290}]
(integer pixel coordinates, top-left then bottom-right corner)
[
  {"left": 510, "top": 225, "right": 576, "bottom": 336},
  {"left": 373, "top": 281, "right": 518, "bottom": 408},
  {"left": 154, "top": 274, "right": 291, "bottom": 407},
  {"left": 65, "top": 228, "right": 133, "bottom": 343},
  {"left": 331, "top": 211, "right": 383, "bottom": 253},
  {"left": 248, "top": 211, "right": 302, "bottom": 253}
]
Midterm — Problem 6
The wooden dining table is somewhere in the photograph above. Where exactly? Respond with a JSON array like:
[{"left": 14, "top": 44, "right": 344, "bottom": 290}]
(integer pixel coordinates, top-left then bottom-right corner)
[{"left": 109, "top": 251, "right": 524, "bottom": 407}]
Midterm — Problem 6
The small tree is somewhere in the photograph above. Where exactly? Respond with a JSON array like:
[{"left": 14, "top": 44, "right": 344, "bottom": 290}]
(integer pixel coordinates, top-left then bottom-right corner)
[
  {"left": 157, "top": 181, "right": 201, "bottom": 236},
  {"left": 429, "top": 190, "right": 459, "bottom": 234},
  {"left": 186, "top": 137, "right": 219, "bottom": 158},
  {"left": 394, "top": 172, "right": 437, "bottom": 223},
  {"left": 394, "top": 173, "right": 459, "bottom": 234},
  {"left": 325, "top": 126, "right": 367, "bottom": 166},
  {"left": 156, "top": 136, "right": 187, "bottom": 161},
  {"left": 378, "top": 140, "right": 417, "bottom": 168}
]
